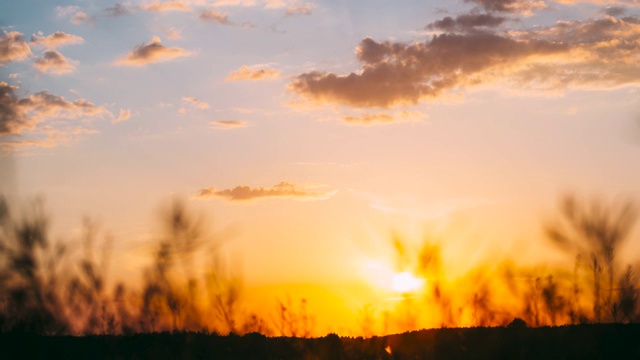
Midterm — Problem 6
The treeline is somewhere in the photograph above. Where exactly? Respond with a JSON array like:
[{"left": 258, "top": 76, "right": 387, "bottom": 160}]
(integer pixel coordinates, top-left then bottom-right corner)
[
  {"left": 0, "top": 194, "right": 639, "bottom": 336},
  {"left": 1, "top": 324, "right": 640, "bottom": 359}
]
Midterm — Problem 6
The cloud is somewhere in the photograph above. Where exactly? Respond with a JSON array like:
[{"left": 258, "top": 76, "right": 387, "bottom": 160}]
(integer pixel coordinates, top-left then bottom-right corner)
[
  {"left": 182, "top": 96, "right": 209, "bottom": 109},
  {"left": 113, "top": 108, "right": 132, "bottom": 123},
  {"left": 115, "top": 37, "right": 192, "bottom": 66},
  {"left": 56, "top": 6, "right": 94, "bottom": 25},
  {"left": 199, "top": 9, "right": 230, "bottom": 24},
  {"left": 1, "top": 125, "right": 98, "bottom": 152},
  {"left": 72, "top": 11, "right": 92, "bottom": 24},
  {"left": 56, "top": 5, "right": 81, "bottom": 17},
  {"left": 162, "top": 26, "right": 183, "bottom": 39},
  {"left": 554, "top": 0, "right": 640, "bottom": 5},
  {"left": 0, "top": 31, "right": 31, "bottom": 64},
  {"left": 30, "top": 32, "right": 84, "bottom": 49},
  {"left": 212, "top": 0, "right": 257, "bottom": 6},
  {"left": 210, "top": 120, "right": 247, "bottom": 128},
  {"left": 105, "top": 3, "right": 132, "bottom": 16},
  {"left": 291, "top": 34, "right": 567, "bottom": 108},
  {"left": 140, "top": 0, "right": 193, "bottom": 12},
  {"left": 226, "top": 65, "right": 281, "bottom": 81},
  {"left": 194, "top": 181, "right": 337, "bottom": 202},
  {"left": 285, "top": 4, "right": 314, "bottom": 16},
  {"left": 290, "top": 13, "right": 640, "bottom": 108},
  {"left": 426, "top": 13, "right": 509, "bottom": 32},
  {"left": 342, "top": 111, "right": 426, "bottom": 126},
  {"left": 34, "top": 50, "right": 76, "bottom": 75},
  {"left": 464, "top": 0, "right": 547, "bottom": 16},
  {"left": 210, "top": 0, "right": 316, "bottom": 14},
  {"left": 0, "top": 82, "right": 106, "bottom": 150},
  {"left": 264, "top": 0, "right": 303, "bottom": 9},
  {"left": 602, "top": 6, "right": 627, "bottom": 17}
]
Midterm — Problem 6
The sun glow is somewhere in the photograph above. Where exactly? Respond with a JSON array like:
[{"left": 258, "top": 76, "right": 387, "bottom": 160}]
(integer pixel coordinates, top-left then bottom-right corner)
[
  {"left": 363, "top": 260, "right": 425, "bottom": 294},
  {"left": 391, "top": 271, "right": 424, "bottom": 293}
]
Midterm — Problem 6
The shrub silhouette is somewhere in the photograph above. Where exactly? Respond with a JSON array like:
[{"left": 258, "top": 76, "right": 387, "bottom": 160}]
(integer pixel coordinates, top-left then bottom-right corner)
[
  {"left": 545, "top": 194, "right": 638, "bottom": 322},
  {"left": 0, "top": 196, "right": 68, "bottom": 334},
  {"left": 0, "top": 192, "right": 638, "bottom": 337}
]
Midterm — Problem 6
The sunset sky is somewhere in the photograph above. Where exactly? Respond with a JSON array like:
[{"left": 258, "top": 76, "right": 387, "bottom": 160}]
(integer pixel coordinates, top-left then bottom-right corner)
[{"left": 2, "top": 0, "right": 640, "bottom": 334}]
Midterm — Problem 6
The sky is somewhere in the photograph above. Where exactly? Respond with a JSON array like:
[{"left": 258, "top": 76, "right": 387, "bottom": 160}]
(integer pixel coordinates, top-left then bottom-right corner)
[{"left": 2, "top": 0, "right": 640, "bottom": 335}]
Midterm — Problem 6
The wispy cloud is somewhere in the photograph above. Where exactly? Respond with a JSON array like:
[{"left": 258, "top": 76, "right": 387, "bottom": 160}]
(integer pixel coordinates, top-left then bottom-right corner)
[
  {"left": 211, "top": 0, "right": 257, "bottom": 6},
  {"left": 0, "top": 31, "right": 31, "bottom": 64},
  {"left": 105, "top": 2, "right": 133, "bottom": 16},
  {"left": 342, "top": 111, "right": 426, "bottom": 126},
  {"left": 290, "top": 12, "right": 640, "bottom": 108},
  {"left": 30, "top": 31, "right": 84, "bottom": 49},
  {"left": 140, "top": 0, "right": 193, "bottom": 12},
  {"left": 1, "top": 125, "right": 98, "bottom": 152},
  {"left": 182, "top": 96, "right": 209, "bottom": 110},
  {"left": 226, "top": 65, "right": 281, "bottom": 81},
  {"left": 194, "top": 181, "right": 337, "bottom": 202},
  {"left": 162, "top": 26, "right": 183, "bottom": 39},
  {"left": 464, "top": 0, "right": 546, "bottom": 16},
  {"left": 209, "top": 120, "right": 247, "bottom": 129},
  {"left": 56, "top": 6, "right": 94, "bottom": 25},
  {"left": 34, "top": 50, "right": 76, "bottom": 75},
  {"left": 199, "top": 9, "right": 230, "bottom": 24},
  {"left": 115, "top": 37, "right": 192, "bottom": 66},
  {"left": 285, "top": 4, "right": 314, "bottom": 16},
  {"left": 113, "top": 108, "right": 132, "bottom": 123},
  {"left": 210, "top": 0, "right": 316, "bottom": 16}
]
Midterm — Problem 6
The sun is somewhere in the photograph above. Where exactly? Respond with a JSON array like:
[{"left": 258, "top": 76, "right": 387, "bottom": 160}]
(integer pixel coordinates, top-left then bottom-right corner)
[
  {"left": 363, "top": 259, "right": 426, "bottom": 294},
  {"left": 391, "top": 271, "right": 424, "bottom": 293}
]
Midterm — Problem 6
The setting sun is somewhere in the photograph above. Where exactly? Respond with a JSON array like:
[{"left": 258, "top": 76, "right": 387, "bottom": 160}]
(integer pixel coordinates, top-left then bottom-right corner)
[{"left": 391, "top": 271, "right": 425, "bottom": 294}]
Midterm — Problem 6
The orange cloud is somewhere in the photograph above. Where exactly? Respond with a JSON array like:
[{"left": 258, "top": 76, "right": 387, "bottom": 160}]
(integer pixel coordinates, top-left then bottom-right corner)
[
  {"left": 0, "top": 31, "right": 31, "bottom": 64},
  {"left": 290, "top": 13, "right": 640, "bottom": 108},
  {"left": 113, "top": 109, "right": 132, "bottom": 123},
  {"left": 210, "top": 120, "right": 247, "bottom": 129},
  {"left": 212, "top": 0, "right": 257, "bottom": 6},
  {"left": 34, "top": 50, "right": 76, "bottom": 75},
  {"left": 30, "top": 32, "right": 84, "bottom": 49},
  {"left": 285, "top": 4, "right": 314, "bottom": 16},
  {"left": 342, "top": 111, "right": 426, "bottom": 126},
  {"left": 226, "top": 65, "right": 281, "bottom": 81},
  {"left": 115, "top": 37, "right": 192, "bottom": 66},
  {"left": 194, "top": 181, "right": 336, "bottom": 201},
  {"left": 182, "top": 97, "right": 210, "bottom": 110},
  {"left": 140, "top": 0, "right": 193, "bottom": 12}
]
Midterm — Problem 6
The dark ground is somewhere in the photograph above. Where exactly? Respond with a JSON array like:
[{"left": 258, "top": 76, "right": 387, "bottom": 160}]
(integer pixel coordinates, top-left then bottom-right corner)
[{"left": 1, "top": 324, "right": 639, "bottom": 359}]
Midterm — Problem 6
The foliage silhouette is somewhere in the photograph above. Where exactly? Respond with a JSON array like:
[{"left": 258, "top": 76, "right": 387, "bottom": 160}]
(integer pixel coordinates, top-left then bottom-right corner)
[
  {"left": 545, "top": 194, "right": 638, "bottom": 323},
  {"left": 0, "top": 192, "right": 638, "bottom": 341}
]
